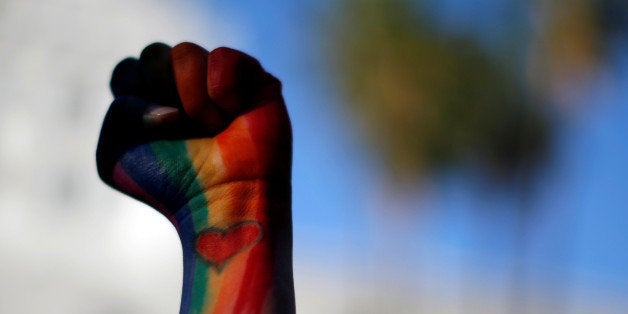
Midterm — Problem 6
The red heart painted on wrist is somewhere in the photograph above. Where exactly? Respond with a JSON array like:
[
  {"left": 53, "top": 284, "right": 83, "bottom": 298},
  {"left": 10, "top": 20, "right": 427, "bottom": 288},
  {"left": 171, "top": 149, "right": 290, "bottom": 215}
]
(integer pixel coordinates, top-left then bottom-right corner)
[{"left": 195, "top": 221, "right": 263, "bottom": 269}]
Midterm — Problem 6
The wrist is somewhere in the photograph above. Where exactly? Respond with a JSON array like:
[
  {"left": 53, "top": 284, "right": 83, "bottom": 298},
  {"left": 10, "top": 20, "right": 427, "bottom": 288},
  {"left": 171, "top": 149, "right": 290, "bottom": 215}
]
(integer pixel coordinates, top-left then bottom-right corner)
[{"left": 173, "top": 179, "right": 294, "bottom": 314}]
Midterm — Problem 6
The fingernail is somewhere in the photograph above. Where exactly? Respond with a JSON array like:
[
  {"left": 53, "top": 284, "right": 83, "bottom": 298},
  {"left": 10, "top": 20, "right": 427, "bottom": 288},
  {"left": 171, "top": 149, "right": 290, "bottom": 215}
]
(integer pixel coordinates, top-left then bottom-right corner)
[{"left": 144, "top": 105, "right": 180, "bottom": 126}]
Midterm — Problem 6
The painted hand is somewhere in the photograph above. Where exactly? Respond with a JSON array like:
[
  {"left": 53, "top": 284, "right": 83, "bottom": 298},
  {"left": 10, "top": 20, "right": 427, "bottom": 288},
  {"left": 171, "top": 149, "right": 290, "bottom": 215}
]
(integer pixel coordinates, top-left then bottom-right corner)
[{"left": 96, "top": 42, "right": 294, "bottom": 313}]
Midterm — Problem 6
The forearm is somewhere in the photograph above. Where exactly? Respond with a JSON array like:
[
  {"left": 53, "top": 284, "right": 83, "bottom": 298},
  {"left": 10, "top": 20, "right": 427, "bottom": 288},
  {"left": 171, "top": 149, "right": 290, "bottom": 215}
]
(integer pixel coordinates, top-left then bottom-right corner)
[{"left": 175, "top": 180, "right": 294, "bottom": 314}]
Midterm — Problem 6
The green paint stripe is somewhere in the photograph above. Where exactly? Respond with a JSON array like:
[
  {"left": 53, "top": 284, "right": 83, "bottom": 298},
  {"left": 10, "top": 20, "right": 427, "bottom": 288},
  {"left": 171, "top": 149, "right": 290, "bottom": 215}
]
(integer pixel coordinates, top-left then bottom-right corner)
[
  {"left": 191, "top": 260, "right": 210, "bottom": 313},
  {"left": 149, "top": 140, "right": 204, "bottom": 199},
  {"left": 189, "top": 194, "right": 209, "bottom": 233}
]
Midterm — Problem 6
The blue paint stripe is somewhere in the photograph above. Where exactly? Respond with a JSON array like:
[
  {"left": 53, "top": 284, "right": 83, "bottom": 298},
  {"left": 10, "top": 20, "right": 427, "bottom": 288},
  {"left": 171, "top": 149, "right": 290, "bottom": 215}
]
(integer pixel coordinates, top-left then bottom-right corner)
[
  {"left": 118, "top": 143, "right": 188, "bottom": 213},
  {"left": 175, "top": 204, "right": 197, "bottom": 314}
]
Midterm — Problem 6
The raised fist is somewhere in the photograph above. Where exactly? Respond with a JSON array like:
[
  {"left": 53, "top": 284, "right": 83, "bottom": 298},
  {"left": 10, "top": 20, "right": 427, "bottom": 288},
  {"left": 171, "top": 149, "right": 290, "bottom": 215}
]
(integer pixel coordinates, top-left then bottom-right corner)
[{"left": 96, "top": 42, "right": 294, "bottom": 314}]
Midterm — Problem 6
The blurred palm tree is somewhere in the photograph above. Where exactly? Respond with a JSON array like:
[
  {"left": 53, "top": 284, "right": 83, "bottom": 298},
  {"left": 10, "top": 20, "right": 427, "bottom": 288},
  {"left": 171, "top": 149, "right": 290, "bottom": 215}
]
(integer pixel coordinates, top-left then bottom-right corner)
[
  {"left": 327, "top": 4, "right": 549, "bottom": 312},
  {"left": 329, "top": 1, "right": 549, "bottom": 186},
  {"left": 324, "top": 0, "right": 626, "bottom": 313}
]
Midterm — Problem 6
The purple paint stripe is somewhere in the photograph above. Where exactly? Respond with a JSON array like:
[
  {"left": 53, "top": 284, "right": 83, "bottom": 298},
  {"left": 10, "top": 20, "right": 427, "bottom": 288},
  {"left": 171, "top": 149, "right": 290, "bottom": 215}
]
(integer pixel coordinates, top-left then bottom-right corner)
[{"left": 112, "top": 163, "right": 172, "bottom": 218}]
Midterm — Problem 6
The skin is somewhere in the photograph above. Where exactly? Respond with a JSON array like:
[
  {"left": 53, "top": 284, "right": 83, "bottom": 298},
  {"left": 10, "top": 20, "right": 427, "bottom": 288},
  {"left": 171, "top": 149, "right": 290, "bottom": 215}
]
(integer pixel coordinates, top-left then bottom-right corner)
[{"left": 96, "top": 42, "right": 295, "bottom": 314}]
